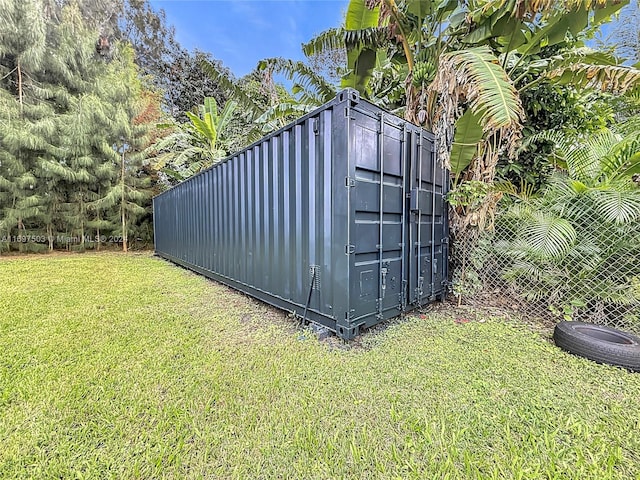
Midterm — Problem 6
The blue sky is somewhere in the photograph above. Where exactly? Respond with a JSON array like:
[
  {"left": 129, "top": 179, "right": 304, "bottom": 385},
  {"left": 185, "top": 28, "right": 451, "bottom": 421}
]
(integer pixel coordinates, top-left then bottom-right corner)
[{"left": 149, "top": 0, "right": 349, "bottom": 78}]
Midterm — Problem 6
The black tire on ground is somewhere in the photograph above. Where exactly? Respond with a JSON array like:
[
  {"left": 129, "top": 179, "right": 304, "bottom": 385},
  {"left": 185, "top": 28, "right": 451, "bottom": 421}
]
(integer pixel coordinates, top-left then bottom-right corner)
[{"left": 553, "top": 321, "right": 640, "bottom": 372}]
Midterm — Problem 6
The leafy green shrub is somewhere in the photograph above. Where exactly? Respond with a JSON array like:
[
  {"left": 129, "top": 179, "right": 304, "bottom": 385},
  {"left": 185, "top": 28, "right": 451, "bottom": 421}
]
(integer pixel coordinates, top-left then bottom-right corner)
[{"left": 492, "top": 125, "right": 640, "bottom": 329}]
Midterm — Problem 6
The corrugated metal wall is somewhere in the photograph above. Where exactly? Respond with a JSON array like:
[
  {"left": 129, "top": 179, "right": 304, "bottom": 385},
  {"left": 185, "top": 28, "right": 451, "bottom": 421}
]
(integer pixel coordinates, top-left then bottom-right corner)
[{"left": 154, "top": 89, "right": 448, "bottom": 339}]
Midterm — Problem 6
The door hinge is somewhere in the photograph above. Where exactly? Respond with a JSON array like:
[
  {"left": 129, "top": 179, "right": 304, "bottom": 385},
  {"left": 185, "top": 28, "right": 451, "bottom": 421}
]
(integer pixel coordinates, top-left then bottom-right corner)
[
  {"left": 345, "top": 177, "right": 356, "bottom": 188},
  {"left": 345, "top": 244, "right": 356, "bottom": 255}
]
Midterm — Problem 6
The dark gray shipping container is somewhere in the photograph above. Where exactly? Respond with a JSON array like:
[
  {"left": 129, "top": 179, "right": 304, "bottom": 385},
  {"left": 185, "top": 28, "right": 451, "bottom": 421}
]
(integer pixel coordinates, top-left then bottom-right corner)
[{"left": 153, "top": 89, "right": 448, "bottom": 339}]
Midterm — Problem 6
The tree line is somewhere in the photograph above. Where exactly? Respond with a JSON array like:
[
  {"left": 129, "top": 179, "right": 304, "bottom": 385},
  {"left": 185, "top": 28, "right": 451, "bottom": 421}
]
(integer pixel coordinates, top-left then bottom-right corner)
[
  {"left": 0, "top": 1, "right": 138, "bottom": 251},
  {"left": 0, "top": 0, "right": 249, "bottom": 252}
]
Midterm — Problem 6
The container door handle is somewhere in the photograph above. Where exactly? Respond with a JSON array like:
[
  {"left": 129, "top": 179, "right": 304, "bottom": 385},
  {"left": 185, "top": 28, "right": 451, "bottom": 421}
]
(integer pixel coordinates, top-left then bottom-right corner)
[{"left": 381, "top": 267, "right": 388, "bottom": 297}]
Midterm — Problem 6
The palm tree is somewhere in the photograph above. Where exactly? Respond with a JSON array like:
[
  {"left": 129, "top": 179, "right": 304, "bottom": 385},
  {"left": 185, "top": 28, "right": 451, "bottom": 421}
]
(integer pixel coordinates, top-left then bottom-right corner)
[
  {"left": 303, "top": 0, "right": 640, "bottom": 233},
  {"left": 493, "top": 123, "right": 640, "bottom": 326},
  {"left": 149, "top": 97, "right": 236, "bottom": 181},
  {"left": 528, "top": 119, "right": 640, "bottom": 186},
  {"left": 198, "top": 60, "right": 311, "bottom": 140},
  {"left": 251, "top": 57, "right": 338, "bottom": 133}
]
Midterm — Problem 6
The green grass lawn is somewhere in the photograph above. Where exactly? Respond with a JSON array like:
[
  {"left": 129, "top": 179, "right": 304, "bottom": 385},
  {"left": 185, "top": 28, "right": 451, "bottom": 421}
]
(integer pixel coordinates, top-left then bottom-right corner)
[{"left": 1, "top": 253, "right": 639, "bottom": 479}]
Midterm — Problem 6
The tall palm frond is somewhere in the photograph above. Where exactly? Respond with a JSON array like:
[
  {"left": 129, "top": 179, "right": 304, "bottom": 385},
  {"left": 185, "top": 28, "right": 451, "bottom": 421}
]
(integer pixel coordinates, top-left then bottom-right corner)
[
  {"left": 593, "top": 189, "right": 640, "bottom": 223},
  {"left": 528, "top": 130, "right": 617, "bottom": 179},
  {"left": 519, "top": 47, "right": 619, "bottom": 88},
  {"left": 519, "top": 211, "right": 577, "bottom": 259},
  {"left": 547, "top": 63, "right": 640, "bottom": 93},
  {"left": 199, "top": 59, "right": 263, "bottom": 119},
  {"left": 618, "top": 115, "right": 640, "bottom": 135},
  {"left": 257, "top": 58, "right": 337, "bottom": 106},
  {"left": 302, "top": 26, "right": 390, "bottom": 56},
  {"left": 529, "top": 128, "right": 640, "bottom": 182},
  {"left": 530, "top": 47, "right": 619, "bottom": 69},
  {"left": 302, "top": 27, "right": 346, "bottom": 57},
  {"left": 439, "top": 47, "right": 524, "bottom": 132},
  {"left": 149, "top": 131, "right": 214, "bottom": 179},
  {"left": 487, "top": 0, "right": 628, "bottom": 19},
  {"left": 254, "top": 103, "right": 315, "bottom": 134},
  {"left": 430, "top": 46, "right": 524, "bottom": 171}
]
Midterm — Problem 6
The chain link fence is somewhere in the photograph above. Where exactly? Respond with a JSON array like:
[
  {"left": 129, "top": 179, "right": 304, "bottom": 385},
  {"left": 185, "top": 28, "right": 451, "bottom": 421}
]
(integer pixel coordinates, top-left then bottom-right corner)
[{"left": 450, "top": 200, "right": 640, "bottom": 335}]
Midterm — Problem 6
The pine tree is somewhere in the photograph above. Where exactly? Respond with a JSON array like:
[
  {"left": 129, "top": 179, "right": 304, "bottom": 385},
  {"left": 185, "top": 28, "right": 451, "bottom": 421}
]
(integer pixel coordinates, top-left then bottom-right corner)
[
  {"left": 0, "top": 0, "right": 50, "bottom": 252},
  {"left": 0, "top": 0, "right": 155, "bottom": 252},
  {"left": 38, "top": 4, "right": 106, "bottom": 250},
  {"left": 92, "top": 45, "right": 151, "bottom": 252}
]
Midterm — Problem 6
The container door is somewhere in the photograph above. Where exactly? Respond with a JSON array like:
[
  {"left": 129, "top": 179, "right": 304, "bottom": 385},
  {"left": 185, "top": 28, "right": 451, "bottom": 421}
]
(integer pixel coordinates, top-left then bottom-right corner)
[
  {"left": 407, "top": 130, "right": 447, "bottom": 306},
  {"left": 348, "top": 109, "right": 406, "bottom": 323}
]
